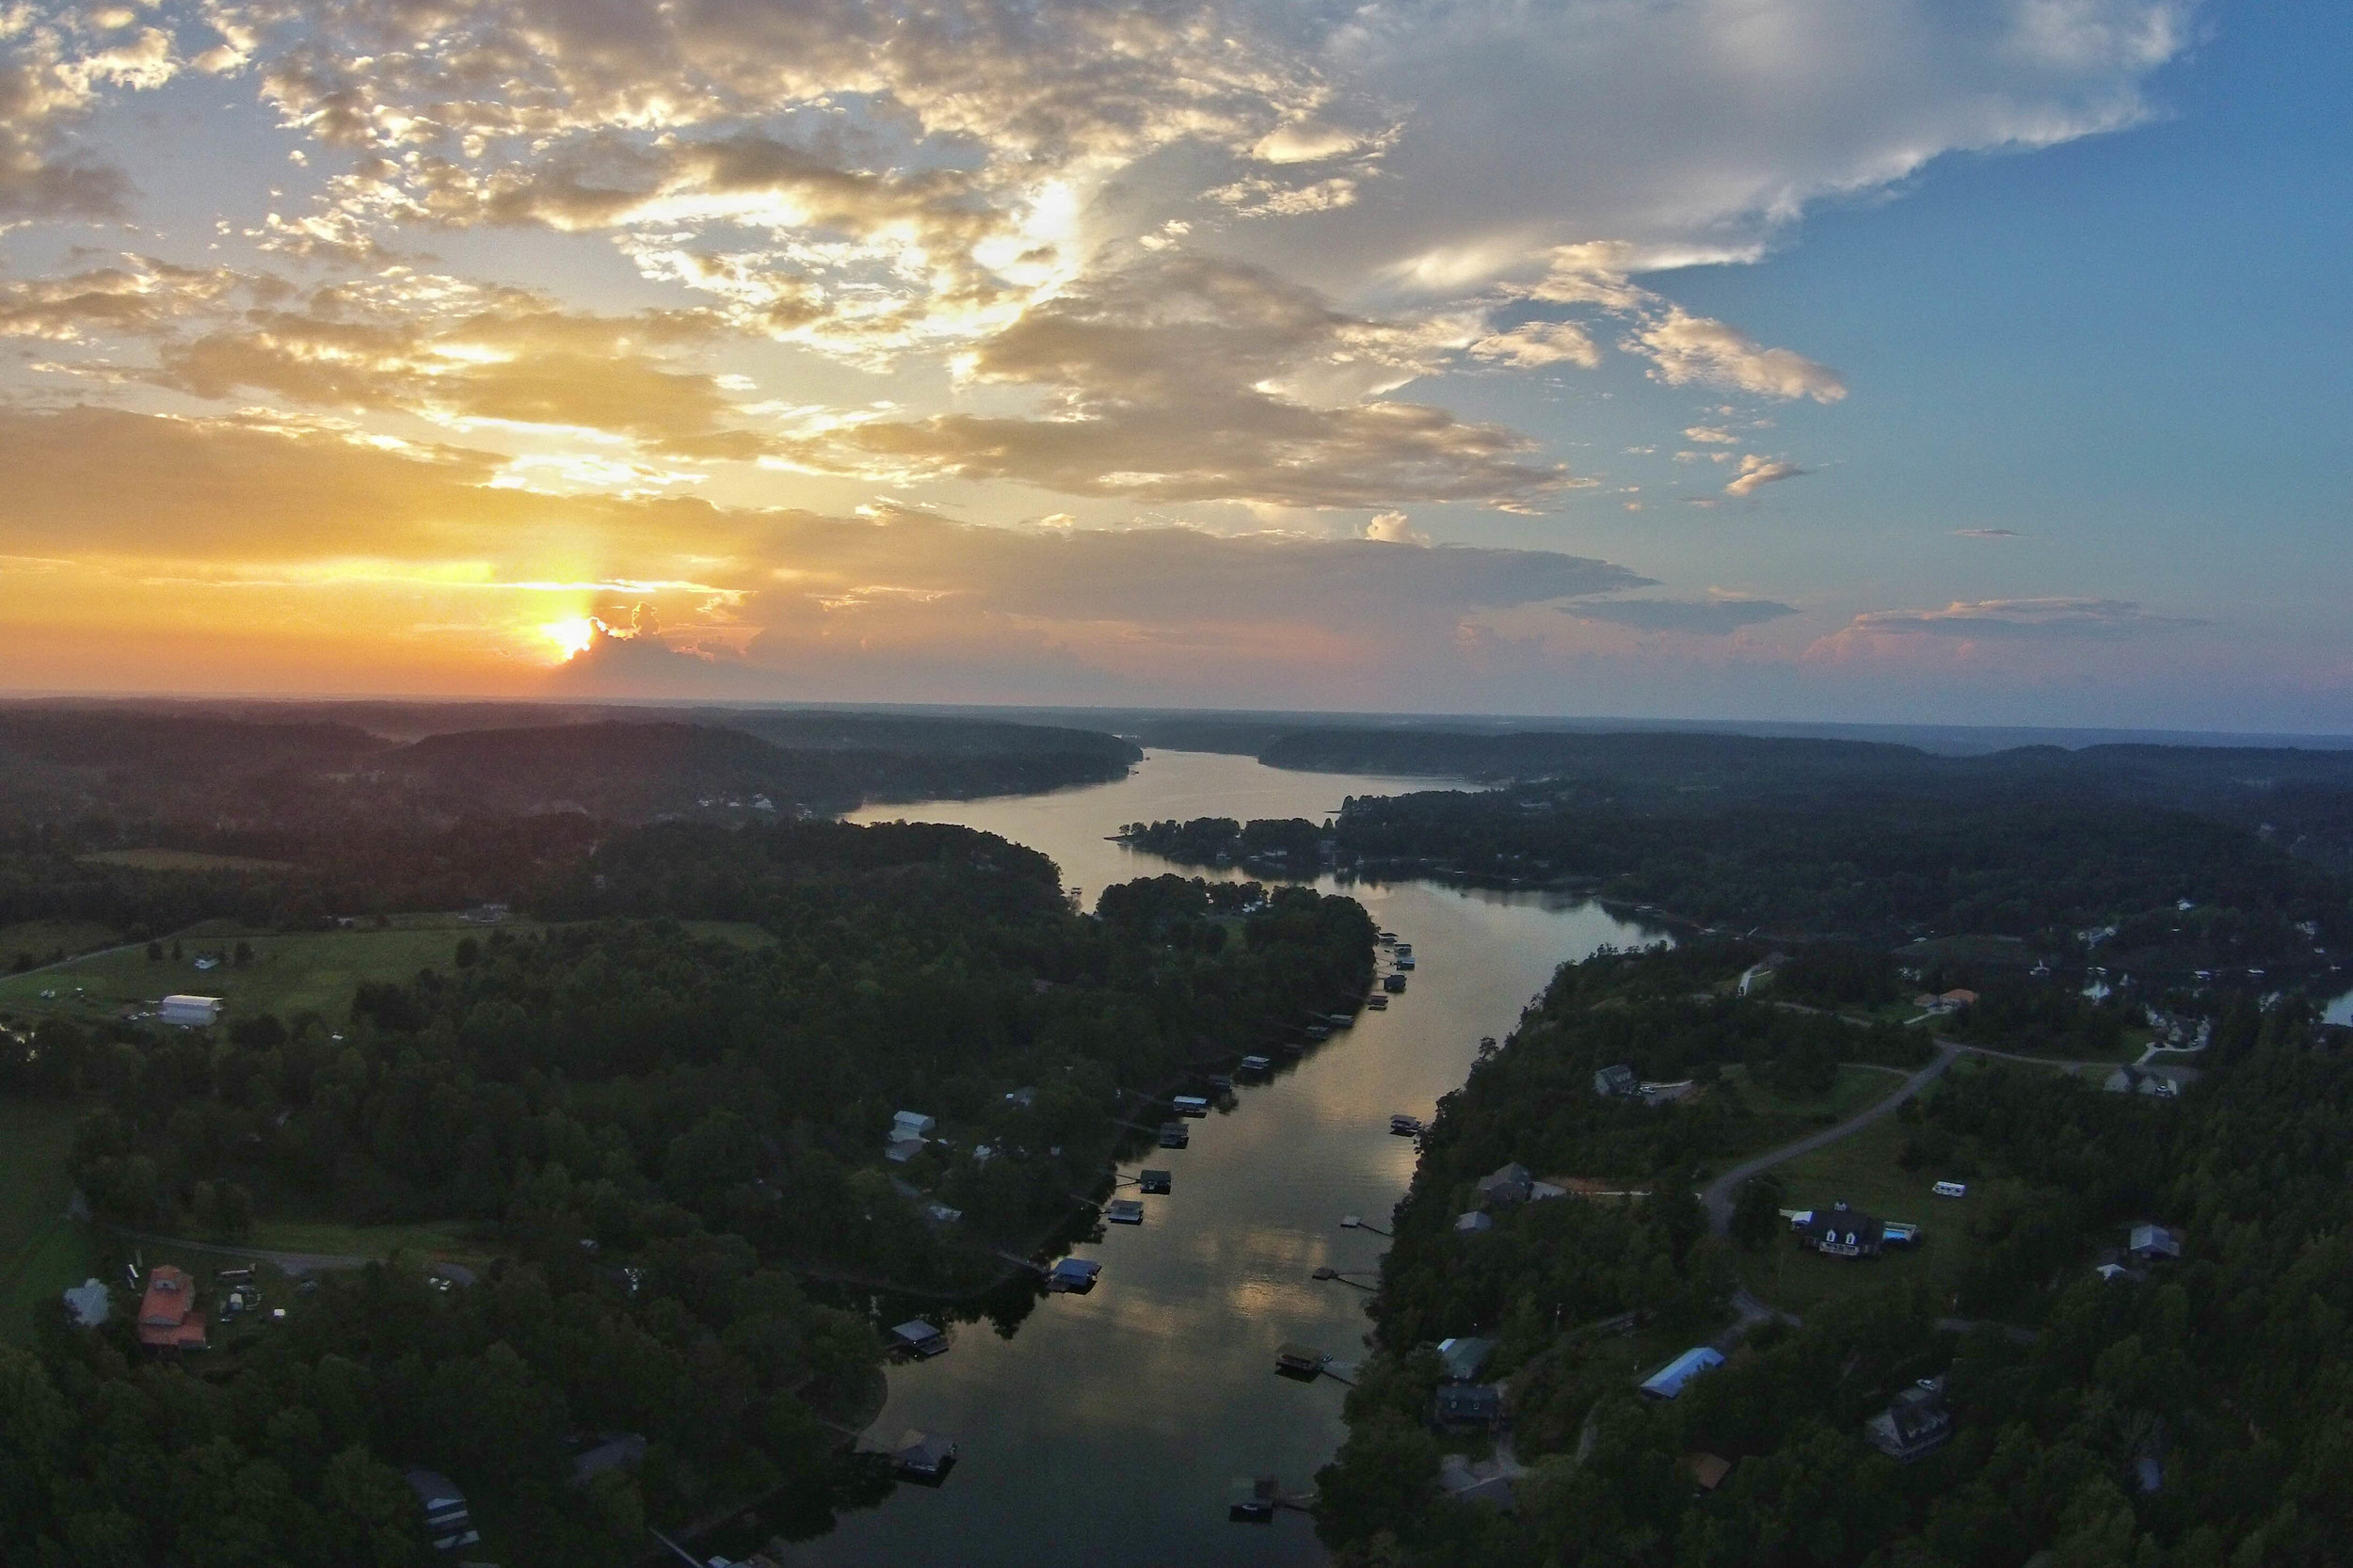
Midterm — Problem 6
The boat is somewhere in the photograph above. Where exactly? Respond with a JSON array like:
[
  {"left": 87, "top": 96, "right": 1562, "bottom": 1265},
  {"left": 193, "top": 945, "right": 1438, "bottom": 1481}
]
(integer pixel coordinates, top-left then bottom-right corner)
[
  {"left": 1138, "top": 1168, "right": 1172, "bottom": 1193},
  {"left": 1324, "top": 1013, "right": 1354, "bottom": 1028},
  {"left": 1389, "top": 1114, "right": 1426, "bottom": 1137},
  {"left": 1238, "top": 1054, "right": 1272, "bottom": 1075},
  {"left": 1159, "top": 1121, "right": 1190, "bottom": 1148},
  {"left": 1275, "top": 1342, "right": 1327, "bottom": 1375},
  {"left": 1047, "top": 1257, "right": 1102, "bottom": 1293},
  {"left": 1365, "top": 995, "right": 1388, "bottom": 1010},
  {"left": 1105, "top": 1198, "right": 1144, "bottom": 1224}
]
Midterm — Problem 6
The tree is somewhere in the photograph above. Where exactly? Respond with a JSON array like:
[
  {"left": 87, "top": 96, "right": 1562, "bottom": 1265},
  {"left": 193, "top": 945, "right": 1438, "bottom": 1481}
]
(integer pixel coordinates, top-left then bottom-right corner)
[{"left": 1731, "top": 1172, "right": 1785, "bottom": 1251}]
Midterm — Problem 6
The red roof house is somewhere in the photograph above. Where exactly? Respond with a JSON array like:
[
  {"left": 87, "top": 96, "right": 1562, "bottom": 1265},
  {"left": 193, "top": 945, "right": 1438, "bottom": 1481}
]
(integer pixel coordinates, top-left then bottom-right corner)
[{"left": 136, "top": 1266, "right": 207, "bottom": 1352}]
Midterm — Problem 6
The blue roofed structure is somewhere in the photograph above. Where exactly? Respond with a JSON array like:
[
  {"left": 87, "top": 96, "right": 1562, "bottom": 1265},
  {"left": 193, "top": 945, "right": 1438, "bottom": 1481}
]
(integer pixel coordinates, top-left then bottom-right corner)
[{"left": 1639, "top": 1346, "right": 1725, "bottom": 1400}]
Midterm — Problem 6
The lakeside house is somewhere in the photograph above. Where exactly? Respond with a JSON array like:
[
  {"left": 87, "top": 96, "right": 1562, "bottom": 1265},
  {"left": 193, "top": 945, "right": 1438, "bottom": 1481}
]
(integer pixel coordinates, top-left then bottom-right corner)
[
  {"left": 2128, "top": 1223, "right": 2185, "bottom": 1262},
  {"left": 890, "top": 1320, "right": 950, "bottom": 1357},
  {"left": 405, "top": 1470, "right": 480, "bottom": 1552},
  {"left": 1438, "top": 1452, "right": 1517, "bottom": 1509},
  {"left": 1477, "top": 1162, "right": 1535, "bottom": 1207},
  {"left": 1865, "top": 1386, "right": 1954, "bottom": 1462},
  {"left": 1433, "top": 1383, "right": 1505, "bottom": 1432},
  {"left": 136, "top": 1266, "right": 206, "bottom": 1352},
  {"left": 1454, "top": 1211, "right": 1494, "bottom": 1235},
  {"left": 1438, "top": 1336, "right": 1496, "bottom": 1383},
  {"left": 1593, "top": 1064, "right": 1637, "bottom": 1098}
]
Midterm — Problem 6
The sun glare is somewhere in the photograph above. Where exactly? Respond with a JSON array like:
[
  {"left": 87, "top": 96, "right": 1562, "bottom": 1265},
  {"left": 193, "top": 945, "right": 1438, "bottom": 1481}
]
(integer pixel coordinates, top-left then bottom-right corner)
[{"left": 540, "top": 617, "right": 598, "bottom": 661}]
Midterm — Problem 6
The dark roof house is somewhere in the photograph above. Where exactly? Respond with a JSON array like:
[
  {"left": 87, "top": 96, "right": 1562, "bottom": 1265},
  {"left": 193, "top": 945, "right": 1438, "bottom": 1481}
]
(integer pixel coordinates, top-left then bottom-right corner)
[
  {"left": 1477, "top": 1162, "right": 1535, "bottom": 1207},
  {"left": 1594, "top": 1064, "right": 1637, "bottom": 1097},
  {"left": 1433, "top": 1383, "right": 1504, "bottom": 1432},
  {"left": 1865, "top": 1386, "right": 1953, "bottom": 1462},
  {"left": 405, "top": 1470, "right": 481, "bottom": 1553},
  {"left": 1799, "top": 1204, "right": 1886, "bottom": 1258}
]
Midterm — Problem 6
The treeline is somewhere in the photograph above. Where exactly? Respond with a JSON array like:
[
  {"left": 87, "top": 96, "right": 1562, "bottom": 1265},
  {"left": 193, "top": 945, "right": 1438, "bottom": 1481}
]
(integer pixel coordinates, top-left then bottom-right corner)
[
  {"left": 0, "top": 1228, "right": 883, "bottom": 1567},
  {"left": 55, "top": 820, "right": 1374, "bottom": 1286},
  {"left": 1317, "top": 945, "right": 2353, "bottom": 1567},
  {"left": 1335, "top": 789, "right": 2345, "bottom": 975},
  {"left": 1119, "top": 816, "right": 1325, "bottom": 867}
]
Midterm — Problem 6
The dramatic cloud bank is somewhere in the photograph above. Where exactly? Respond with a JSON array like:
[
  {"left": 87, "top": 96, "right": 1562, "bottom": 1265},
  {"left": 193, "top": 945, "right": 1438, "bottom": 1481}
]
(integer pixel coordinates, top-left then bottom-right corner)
[{"left": 0, "top": 0, "right": 2219, "bottom": 713}]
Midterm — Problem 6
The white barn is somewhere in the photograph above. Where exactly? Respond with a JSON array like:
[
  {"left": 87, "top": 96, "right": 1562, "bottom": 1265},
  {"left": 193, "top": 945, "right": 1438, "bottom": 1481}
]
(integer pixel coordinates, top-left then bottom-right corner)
[{"left": 158, "top": 995, "right": 223, "bottom": 1027}]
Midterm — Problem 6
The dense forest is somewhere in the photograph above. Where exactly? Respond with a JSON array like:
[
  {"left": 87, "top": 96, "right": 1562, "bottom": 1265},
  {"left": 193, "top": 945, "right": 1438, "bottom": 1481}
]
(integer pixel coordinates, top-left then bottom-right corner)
[
  {"left": 0, "top": 815, "right": 1373, "bottom": 1567},
  {"left": 1317, "top": 942, "right": 2346, "bottom": 1568}
]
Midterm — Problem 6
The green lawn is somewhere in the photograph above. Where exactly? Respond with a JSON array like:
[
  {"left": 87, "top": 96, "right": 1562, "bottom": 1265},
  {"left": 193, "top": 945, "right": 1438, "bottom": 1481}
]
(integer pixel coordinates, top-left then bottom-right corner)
[
  {"left": 0, "top": 1097, "right": 95, "bottom": 1337},
  {"left": 0, "top": 919, "right": 125, "bottom": 965},
  {"left": 246, "top": 1218, "right": 485, "bottom": 1260},
  {"left": 680, "top": 919, "right": 781, "bottom": 951},
  {"left": 0, "top": 916, "right": 544, "bottom": 1029},
  {"left": 79, "top": 848, "right": 296, "bottom": 873},
  {"left": 1737, "top": 1108, "right": 2009, "bottom": 1319}
]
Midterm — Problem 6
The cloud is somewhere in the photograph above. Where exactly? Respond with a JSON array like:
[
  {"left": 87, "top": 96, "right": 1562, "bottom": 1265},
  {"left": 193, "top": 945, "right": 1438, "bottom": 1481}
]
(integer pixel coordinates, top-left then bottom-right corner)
[
  {"left": 1952, "top": 527, "right": 2023, "bottom": 538},
  {"left": 152, "top": 281, "right": 769, "bottom": 459},
  {"left": 1725, "top": 455, "right": 1809, "bottom": 498},
  {"left": 1637, "top": 310, "right": 1847, "bottom": 403},
  {"left": 1365, "top": 510, "right": 1428, "bottom": 545},
  {"left": 0, "top": 258, "right": 245, "bottom": 340},
  {"left": 1572, "top": 596, "right": 1800, "bottom": 633},
  {"left": 1838, "top": 597, "right": 2205, "bottom": 640},
  {"left": 1466, "top": 319, "right": 1599, "bottom": 370},
  {"left": 792, "top": 249, "right": 1584, "bottom": 509},
  {"left": 0, "top": 9, "right": 188, "bottom": 218}
]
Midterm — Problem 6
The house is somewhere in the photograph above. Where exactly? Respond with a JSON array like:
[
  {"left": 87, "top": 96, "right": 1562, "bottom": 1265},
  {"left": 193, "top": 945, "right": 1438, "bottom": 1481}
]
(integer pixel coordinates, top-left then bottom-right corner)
[
  {"left": 1104, "top": 1198, "right": 1144, "bottom": 1224},
  {"left": 1003, "top": 1086, "right": 1037, "bottom": 1109},
  {"left": 1865, "top": 1386, "right": 1954, "bottom": 1462},
  {"left": 405, "top": 1470, "right": 481, "bottom": 1552},
  {"left": 2105, "top": 1065, "right": 2179, "bottom": 1098},
  {"left": 62, "top": 1278, "right": 109, "bottom": 1329},
  {"left": 1593, "top": 1064, "right": 1637, "bottom": 1097},
  {"left": 136, "top": 1265, "right": 206, "bottom": 1351},
  {"left": 1138, "top": 1169, "right": 1172, "bottom": 1193},
  {"left": 1640, "top": 1080, "right": 1699, "bottom": 1107},
  {"left": 1477, "top": 1162, "right": 1535, "bottom": 1207},
  {"left": 1799, "top": 1203, "right": 1886, "bottom": 1258},
  {"left": 1438, "top": 1452, "right": 1517, "bottom": 1509},
  {"left": 1437, "top": 1336, "right": 1495, "bottom": 1383},
  {"left": 158, "top": 995, "right": 223, "bottom": 1028},
  {"left": 892, "top": 1111, "right": 936, "bottom": 1141},
  {"left": 1683, "top": 1453, "right": 1733, "bottom": 1492},
  {"left": 1453, "top": 1211, "right": 1494, "bottom": 1235},
  {"left": 568, "top": 1432, "right": 648, "bottom": 1488},
  {"left": 884, "top": 1137, "right": 928, "bottom": 1163},
  {"left": 922, "top": 1201, "right": 963, "bottom": 1225},
  {"left": 1940, "top": 988, "right": 1979, "bottom": 1009},
  {"left": 1433, "top": 1383, "right": 1504, "bottom": 1432},
  {"left": 1641, "top": 1347, "right": 1724, "bottom": 1400},
  {"left": 2127, "top": 1223, "right": 2184, "bottom": 1262}
]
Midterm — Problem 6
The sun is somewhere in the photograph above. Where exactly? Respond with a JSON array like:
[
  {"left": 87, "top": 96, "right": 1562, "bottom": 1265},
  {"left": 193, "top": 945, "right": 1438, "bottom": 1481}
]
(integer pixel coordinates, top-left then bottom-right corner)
[{"left": 539, "top": 617, "right": 599, "bottom": 661}]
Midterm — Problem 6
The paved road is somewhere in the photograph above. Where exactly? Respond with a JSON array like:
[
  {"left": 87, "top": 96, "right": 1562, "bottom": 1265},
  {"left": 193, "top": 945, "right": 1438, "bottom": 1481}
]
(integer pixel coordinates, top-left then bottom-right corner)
[{"left": 1701, "top": 1042, "right": 1961, "bottom": 1236}]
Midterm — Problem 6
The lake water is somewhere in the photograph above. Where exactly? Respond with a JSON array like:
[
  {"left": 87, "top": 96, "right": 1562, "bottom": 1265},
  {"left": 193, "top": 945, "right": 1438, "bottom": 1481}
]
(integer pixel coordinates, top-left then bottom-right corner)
[{"left": 763, "top": 751, "right": 1661, "bottom": 1566}]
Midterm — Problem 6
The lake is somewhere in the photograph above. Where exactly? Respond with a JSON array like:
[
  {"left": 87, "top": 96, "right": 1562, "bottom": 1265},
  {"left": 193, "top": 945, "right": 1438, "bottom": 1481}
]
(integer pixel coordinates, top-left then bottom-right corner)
[{"left": 761, "top": 750, "right": 1662, "bottom": 1565}]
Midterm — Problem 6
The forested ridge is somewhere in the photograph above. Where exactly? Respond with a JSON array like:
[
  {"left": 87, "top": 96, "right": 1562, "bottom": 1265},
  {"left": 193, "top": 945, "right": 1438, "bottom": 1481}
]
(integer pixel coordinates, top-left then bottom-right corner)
[{"left": 1316, "top": 943, "right": 2353, "bottom": 1568}]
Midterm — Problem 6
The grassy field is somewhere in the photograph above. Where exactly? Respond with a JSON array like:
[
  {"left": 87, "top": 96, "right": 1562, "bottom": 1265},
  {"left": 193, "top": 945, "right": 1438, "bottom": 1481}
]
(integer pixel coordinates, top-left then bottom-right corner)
[
  {"left": 1736, "top": 1100, "right": 2013, "bottom": 1319},
  {"left": 79, "top": 847, "right": 296, "bottom": 872},
  {"left": 680, "top": 919, "right": 781, "bottom": 951},
  {"left": 0, "top": 915, "right": 542, "bottom": 1028},
  {"left": 0, "top": 1097, "right": 96, "bottom": 1338},
  {"left": 1, "top": 919, "right": 125, "bottom": 966}
]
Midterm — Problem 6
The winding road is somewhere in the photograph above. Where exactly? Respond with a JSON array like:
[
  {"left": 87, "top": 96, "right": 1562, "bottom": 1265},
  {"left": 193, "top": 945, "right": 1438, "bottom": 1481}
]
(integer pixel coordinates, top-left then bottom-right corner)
[{"left": 1701, "top": 1043, "right": 1962, "bottom": 1236}]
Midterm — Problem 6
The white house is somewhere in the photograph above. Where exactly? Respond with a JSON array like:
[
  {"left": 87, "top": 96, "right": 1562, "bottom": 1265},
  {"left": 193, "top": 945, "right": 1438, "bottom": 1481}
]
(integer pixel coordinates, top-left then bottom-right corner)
[
  {"left": 892, "top": 1111, "right": 936, "bottom": 1141},
  {"left": 158, "top": 995, "right": 223, "bottom": 1027}
]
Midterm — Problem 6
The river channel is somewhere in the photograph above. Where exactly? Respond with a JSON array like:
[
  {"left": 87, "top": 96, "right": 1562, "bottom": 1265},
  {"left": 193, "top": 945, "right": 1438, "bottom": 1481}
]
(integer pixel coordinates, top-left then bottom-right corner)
[{"left": 761, "top": 750, "right": 1664, "bottom": 1565}]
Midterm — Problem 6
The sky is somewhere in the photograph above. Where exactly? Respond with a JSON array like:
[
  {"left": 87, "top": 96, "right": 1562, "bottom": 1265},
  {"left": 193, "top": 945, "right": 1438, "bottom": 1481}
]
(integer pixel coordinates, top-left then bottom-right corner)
[{"left": 0, "top": 0, "right": 2345, "bottom": 729}]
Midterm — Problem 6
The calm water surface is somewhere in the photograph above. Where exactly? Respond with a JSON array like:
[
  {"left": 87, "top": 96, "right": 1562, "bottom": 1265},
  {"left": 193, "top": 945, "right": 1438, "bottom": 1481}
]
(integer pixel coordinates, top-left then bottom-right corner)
[{"left": 768, "top": 751, "right": 1661, "bottom": 1566}]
